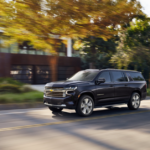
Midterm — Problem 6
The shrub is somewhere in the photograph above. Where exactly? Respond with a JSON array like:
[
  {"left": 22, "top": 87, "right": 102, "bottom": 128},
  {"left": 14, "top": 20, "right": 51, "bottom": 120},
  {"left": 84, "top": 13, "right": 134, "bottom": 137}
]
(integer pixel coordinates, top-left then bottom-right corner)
[
  {"left": 147, "top": 88, "right": 150, "bottom": 96},
  {"left": 0, "top": 84, "right": 21, "bottom": 93},
  {"left": 20, "top": 85, "right": 36, "bottom": 93},
  {"left": 0, "top": 78, "right": 24, "bottom": 86}
]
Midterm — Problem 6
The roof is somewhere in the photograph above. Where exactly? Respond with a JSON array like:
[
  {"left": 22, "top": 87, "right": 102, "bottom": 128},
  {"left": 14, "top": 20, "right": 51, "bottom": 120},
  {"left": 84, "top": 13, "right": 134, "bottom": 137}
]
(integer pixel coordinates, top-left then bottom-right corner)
[
  {"left": 85, "top": 69, "right": 99, "bottom": 71},
  {"left": 104, "top": 68, "right": 139, "bottom": 72},
  {"left": 85, "top": 68, "right": 139, "bottom": 73}
]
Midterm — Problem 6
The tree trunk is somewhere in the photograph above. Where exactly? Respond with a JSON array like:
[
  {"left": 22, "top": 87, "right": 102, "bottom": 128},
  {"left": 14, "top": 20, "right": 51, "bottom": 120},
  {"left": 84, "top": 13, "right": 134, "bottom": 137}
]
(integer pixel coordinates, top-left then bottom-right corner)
[
  {"left": 89, "top": 36, "right": 96, "bottom": 69},
  {"left": 89, "top": 62, "right": 96, "bottom": 69}
]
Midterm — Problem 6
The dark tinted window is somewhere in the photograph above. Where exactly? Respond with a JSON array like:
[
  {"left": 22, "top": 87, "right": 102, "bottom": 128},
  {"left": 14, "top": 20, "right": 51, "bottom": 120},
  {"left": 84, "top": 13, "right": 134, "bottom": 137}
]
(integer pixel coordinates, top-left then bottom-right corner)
[
  {"left": 126, "top": 73, "right": 133, "bottom": 81},
  {"left": 122, "top": 73, "right": 128, "bottom": 81},
  {"left": 128, "top": 72, "right": 145, "bottom": 81},
  {"left": 11, "top": 65, "right": 33, "bottom": 84},
  {"left": 36, "top": 66, "right": 51, "bottom": 84},
  {"left": 98, "top": 71, "right": 111, "bottom": 83},
  {"left": 112, "top": 71, "right": 126, "bottom": 82}
]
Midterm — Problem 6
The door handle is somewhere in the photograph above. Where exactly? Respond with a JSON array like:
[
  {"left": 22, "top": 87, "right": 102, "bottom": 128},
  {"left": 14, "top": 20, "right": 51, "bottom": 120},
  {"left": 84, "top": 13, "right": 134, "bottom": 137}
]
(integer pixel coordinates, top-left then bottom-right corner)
[{"left": 125, "top": 84, "right": 128, "bottom": 86}]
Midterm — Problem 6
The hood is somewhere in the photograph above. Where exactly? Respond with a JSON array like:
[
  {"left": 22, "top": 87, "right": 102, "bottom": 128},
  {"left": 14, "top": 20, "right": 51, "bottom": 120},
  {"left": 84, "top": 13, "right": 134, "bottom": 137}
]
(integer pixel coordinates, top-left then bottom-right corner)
[{"left": 45, "top": 80, "right": 90, "bottom": 88}]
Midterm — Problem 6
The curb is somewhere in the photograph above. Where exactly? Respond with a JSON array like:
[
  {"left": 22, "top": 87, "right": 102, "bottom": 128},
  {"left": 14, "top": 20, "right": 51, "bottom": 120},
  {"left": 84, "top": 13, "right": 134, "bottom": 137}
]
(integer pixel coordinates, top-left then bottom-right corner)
[{"left": 0, "top": 102, "right": 45, "bottom": 111}]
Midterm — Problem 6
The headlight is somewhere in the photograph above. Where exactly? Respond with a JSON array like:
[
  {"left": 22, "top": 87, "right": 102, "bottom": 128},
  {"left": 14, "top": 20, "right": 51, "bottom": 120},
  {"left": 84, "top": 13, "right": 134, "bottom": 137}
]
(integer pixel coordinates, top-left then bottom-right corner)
[{"left": 64, "top": 86, "right": 77, "bottom": 91}]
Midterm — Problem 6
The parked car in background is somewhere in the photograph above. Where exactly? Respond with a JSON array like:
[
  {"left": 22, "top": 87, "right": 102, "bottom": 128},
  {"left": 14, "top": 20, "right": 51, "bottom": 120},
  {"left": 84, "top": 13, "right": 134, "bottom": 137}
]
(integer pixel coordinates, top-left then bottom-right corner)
[{"left": 44, "top": 69, "right": 147, "bottom": 116}]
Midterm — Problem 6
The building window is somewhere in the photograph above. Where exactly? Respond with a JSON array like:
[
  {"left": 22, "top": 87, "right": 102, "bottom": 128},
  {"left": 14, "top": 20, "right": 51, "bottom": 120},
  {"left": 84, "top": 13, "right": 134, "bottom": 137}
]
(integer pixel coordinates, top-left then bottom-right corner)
[
  {"left": 36, "top": 66, "right": 51, "bottom": 84},
  {"left": 11, "top": 65, "right": 33, "bottom": 84},
  {"left": 58, "top": 67, "right": 74, "bottom": 80},
  {"left": 11, "top": 65, "right": 51, "bottom": 84}
]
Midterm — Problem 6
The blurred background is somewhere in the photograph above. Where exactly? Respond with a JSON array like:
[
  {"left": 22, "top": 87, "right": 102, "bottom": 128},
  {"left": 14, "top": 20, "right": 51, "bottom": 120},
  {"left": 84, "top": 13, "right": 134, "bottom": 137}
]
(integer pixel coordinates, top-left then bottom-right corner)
[
  {"left": 0, "top": 0, "right": 150, "bottom": 101},
  {"left": 0, "top": 0, "right": 150, "bottom": 150}
]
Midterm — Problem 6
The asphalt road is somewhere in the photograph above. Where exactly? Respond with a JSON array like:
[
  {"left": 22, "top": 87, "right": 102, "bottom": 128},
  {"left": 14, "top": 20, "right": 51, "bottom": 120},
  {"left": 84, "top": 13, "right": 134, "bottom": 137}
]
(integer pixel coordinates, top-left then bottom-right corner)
[{"left": 0, "top": 100, "right": 150, "bottom": 150}]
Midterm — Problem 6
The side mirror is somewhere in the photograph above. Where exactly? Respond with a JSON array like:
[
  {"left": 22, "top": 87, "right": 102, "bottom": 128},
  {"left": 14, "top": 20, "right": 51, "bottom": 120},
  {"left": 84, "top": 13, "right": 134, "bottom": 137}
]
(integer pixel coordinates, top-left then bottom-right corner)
[{"left": 95, "top": 78, "right": 105, "bottom": 85}]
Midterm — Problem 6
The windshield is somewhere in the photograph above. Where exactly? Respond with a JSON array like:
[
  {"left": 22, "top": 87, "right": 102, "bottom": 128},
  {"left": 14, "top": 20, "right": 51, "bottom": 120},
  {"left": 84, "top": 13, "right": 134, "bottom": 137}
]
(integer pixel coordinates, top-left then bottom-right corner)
[{"left": 68, "top": 70, "right": 99, "bottom": 81}]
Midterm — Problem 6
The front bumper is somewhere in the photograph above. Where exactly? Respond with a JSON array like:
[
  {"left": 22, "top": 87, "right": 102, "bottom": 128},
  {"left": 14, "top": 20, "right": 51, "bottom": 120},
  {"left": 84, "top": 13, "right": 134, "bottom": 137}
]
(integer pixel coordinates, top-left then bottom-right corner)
[
  {"left": 43, "top": 95, "right": 77, "bottom": 109},
  {"left": 44, "top": 102, "right": 66, "bottom": 107}
]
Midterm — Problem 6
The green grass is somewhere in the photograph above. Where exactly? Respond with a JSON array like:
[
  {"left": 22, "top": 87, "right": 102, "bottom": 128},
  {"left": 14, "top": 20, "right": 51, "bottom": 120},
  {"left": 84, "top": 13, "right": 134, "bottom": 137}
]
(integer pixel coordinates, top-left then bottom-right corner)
[
  {"left": 147, "top": 88, "right": 150, "bottom": 96},
  {"left": 0, "top": 91, "right": 43, "bottom": 104}
]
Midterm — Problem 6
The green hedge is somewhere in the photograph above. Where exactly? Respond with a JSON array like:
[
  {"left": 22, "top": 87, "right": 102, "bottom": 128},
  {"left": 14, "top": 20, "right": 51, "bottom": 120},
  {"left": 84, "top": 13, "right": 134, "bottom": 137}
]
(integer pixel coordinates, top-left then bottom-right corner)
[
  {"left": 0, "top": 78, "right": 43, "bottom": 104},
  {"left": 0, "top": 78, "right": 24, "bottom": 86},
  {"left": 0, "top": 77, "right": 37, "bottom": 93},
  {"left": 0, "top": 84, "right": 21, "bottom": 93},
  {"left": 147, "top": 88, "right": 150, "bottom": 96}
]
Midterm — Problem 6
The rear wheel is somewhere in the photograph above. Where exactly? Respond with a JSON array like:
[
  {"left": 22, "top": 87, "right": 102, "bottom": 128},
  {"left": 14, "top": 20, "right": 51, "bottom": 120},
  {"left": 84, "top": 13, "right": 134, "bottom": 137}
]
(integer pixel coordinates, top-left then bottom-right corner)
[
  {"left": 76, "top": 95, "right": 94, "bottom": 117},
  {"left": 128, "top": 92, "right": 141, "bottom": 110},
  {"left": 49, "top": 107, "right": 63, "bottom": 112}
]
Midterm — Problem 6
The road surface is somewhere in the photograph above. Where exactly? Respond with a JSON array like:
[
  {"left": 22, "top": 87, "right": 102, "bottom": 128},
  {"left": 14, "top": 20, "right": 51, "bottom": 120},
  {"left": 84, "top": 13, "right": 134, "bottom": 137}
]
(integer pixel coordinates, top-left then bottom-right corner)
[{"left": 0, "top": 100, "right": 150, "bottom": 150}]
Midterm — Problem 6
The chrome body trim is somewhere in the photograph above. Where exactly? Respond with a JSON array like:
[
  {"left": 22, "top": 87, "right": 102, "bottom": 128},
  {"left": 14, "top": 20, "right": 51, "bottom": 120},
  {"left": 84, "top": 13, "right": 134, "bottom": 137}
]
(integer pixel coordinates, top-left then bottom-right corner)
[
  {"left": 44, "top": 102, "right": 66, "bottom": 107},
  {"left": 98, "top": 103, "right": 126, "bottom": 108}
]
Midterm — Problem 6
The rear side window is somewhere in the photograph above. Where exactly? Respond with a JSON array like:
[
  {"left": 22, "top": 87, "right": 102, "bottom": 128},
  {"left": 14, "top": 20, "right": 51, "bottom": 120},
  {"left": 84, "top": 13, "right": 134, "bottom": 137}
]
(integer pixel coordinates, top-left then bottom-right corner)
[
  {"left": 126, "top": 73, "right": 133, "bottom": 81},
  {"left": 128, "top": 72, "right": 145, "bottom": 81},
  {"left": 111, "top": 71, "right": 127, "bottom": 82}
]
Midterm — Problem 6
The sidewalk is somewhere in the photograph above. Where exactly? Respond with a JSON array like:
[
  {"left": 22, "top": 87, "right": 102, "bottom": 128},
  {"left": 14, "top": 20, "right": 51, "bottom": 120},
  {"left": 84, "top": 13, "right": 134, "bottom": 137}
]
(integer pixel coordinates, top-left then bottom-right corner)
[{"left": 31, "top": 85, "right": 45, "bottom": 92}]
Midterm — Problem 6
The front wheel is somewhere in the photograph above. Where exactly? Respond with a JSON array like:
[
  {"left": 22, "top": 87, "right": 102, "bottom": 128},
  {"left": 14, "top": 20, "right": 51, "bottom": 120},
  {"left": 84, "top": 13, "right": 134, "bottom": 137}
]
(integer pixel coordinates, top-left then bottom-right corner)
[
  {"left": 49, "top": 107, "right": 63, "bottom": 112},
  {"left": 76, "top": 95, "right": 94, "bottom": 117},
  {"left": 128, "top": 92, "right": 141, "bottom": 110}
]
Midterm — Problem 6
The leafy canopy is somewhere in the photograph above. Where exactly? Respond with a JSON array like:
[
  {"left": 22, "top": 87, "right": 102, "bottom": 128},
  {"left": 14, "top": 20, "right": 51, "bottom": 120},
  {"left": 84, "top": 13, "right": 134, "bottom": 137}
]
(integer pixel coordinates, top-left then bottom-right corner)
[
  {"left": 0, "top": 0, "right": 142, "bottom": 52},
  {"left": 111, "top": 17, "right": 150, "bottom": 69}
]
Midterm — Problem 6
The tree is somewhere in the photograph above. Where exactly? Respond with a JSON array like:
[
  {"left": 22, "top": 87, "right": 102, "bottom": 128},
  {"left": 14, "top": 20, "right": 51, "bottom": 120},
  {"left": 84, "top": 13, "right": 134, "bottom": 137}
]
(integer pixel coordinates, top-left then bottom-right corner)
[
  {"left": 111, "top": 17, "right": 150, "bottom": 68},
  {"left": 0, "top": 0, "right": 142, "bottom": 53},
  {"left": 110, "top": 17, "right": 150, "bottom": 85},
  {"left": 74, "top": 36, "right": 117, "bottom": 68}
]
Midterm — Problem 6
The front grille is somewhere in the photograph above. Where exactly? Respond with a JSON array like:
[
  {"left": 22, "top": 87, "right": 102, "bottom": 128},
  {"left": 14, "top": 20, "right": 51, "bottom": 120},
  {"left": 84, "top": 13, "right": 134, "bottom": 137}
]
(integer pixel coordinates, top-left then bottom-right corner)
[
  {"left": 45, "top": 91, "right": 64, "bottom": 98},
  {"left": 45, "top": 87, "right": 64, "bottom": 90}
]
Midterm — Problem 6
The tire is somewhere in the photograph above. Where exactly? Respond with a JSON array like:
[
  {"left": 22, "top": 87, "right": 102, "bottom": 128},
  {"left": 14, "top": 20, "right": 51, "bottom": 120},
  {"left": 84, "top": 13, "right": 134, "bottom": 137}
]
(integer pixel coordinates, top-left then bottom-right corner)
[
  {"left": 76, "top": 95, "right": 94, "bottom": 117},
  {"left": 49, "top": 107, "right": 63, "bottom": 112},
  {"left": 128, "top": 92, "right": 141, "bottom": 110}
]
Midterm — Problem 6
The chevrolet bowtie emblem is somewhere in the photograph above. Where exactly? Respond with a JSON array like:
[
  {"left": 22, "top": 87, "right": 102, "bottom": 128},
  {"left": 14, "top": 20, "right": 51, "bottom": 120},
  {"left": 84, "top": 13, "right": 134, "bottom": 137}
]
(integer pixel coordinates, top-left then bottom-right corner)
[{"left": 50, "top": 89, "right": 53, "bottom": 92}]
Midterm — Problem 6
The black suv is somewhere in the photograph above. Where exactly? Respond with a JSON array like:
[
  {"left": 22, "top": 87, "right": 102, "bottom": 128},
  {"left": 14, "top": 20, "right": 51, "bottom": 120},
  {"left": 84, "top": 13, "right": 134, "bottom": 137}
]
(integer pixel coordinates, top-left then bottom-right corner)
[{"left": 44, "top": 69, "right": 147, "bottom": 116}]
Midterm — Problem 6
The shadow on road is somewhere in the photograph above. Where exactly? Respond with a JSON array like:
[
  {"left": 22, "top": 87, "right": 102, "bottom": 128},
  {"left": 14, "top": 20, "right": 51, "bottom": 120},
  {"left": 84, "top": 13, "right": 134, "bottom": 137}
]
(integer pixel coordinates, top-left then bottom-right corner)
[
  {"left": 3, "top": 105, "right": 149, "bottom": 150},
  {"left": 51, "top": 107, "right": 125, "bottom": 119},
  {"left": 51, "top": 106, "right": 149, "bottom": 121}
]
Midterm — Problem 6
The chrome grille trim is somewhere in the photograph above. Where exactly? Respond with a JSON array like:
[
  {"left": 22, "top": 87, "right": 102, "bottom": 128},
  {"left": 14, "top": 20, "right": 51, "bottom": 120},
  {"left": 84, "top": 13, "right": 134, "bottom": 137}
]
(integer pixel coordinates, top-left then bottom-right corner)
[
  {"left": 44, "top": 87, "right": 76, "bottom": 98},
  {"left": 45, "top": 91, "right": 65, "bottom": 98},
  {"left": 45, "top": 88, "right": 66, "bottom": 98}
]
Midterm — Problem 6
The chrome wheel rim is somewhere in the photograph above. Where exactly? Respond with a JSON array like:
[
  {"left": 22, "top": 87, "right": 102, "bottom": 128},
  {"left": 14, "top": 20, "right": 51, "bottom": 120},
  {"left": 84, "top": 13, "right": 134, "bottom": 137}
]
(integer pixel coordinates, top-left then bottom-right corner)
[
  {"left": 81, "top": 98, "right": 93, "bottom": 115},
  {"left": 132, "top": 94, "right": 140, "bottom": 108}
]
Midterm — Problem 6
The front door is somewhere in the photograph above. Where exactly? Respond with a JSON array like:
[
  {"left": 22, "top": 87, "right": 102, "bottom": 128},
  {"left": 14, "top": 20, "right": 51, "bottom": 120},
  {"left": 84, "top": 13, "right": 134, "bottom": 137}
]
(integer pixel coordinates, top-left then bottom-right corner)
[{"left": 95, "top": 71, "right": 115, "bottom": 105}]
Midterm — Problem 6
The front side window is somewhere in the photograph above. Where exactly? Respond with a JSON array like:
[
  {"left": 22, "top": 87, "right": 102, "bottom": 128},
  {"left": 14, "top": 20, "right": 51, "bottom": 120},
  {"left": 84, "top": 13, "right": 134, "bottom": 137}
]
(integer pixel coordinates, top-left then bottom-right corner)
[
  {"left": 68, "top": 70, "right": 99, "bottom": 81},
  {"left": 98, "top": 71, "right": 111, "bottom": 83},
  {"left": 111, "top": 71, "right": 126, "bottom": 82},
  {"left": 128, "top": 72, "right": 145, "bottom": 81}
]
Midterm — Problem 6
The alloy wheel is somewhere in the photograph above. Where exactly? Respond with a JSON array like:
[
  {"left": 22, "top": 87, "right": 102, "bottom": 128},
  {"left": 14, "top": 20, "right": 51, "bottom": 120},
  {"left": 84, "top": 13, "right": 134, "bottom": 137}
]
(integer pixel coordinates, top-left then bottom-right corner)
[
  {"left": 81, "top": 98, "right": 93, "bottom": 115},
  {"left": 132, "top": 94, "right": 140, "bottom": 109}
]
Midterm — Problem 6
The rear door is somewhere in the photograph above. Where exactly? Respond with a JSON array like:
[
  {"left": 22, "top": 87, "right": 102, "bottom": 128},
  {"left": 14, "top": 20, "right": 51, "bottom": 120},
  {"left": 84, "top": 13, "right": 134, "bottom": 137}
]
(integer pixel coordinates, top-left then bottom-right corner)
[{"left": 111, "top": 71, "right": 131, "bottom": 100}]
